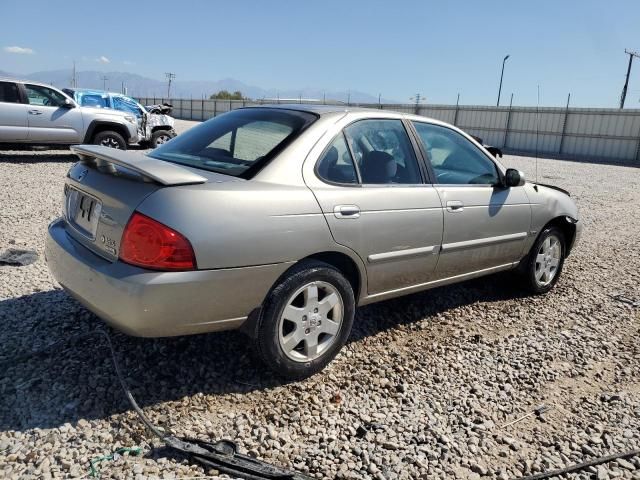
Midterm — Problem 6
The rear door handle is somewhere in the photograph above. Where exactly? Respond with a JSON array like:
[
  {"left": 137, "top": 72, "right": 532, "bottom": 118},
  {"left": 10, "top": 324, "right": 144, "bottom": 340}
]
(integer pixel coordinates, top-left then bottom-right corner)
[
  {"left": 333, "top": 205, "right": 360, "bottom": 219},
  {"left": 446, "top": 200, "right": 464, "bottom": 212},
  {"left": 28, "top": 110, "right": 43, "bottom": 115}
]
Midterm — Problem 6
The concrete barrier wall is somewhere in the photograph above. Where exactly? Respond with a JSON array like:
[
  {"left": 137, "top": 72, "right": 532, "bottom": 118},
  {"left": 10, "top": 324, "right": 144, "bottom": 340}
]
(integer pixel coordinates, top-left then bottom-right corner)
[{"left": 138, "top": 97, "right": 640, "bottom": 166}]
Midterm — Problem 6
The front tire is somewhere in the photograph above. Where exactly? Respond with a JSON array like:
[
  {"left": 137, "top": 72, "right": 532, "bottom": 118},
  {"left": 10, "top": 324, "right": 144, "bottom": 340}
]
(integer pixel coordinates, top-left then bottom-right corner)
[
  {"left": 92, "top": 130, "right": 127, "bottom": 150},
  {"left": 150, "top": 129, "right": 176, "bottom": 148},
  {"left": 255, "top": 260, "right": 355, "bottom": 380},
  {"left": 521, "top": 226, "right": 566, "bottom": 294}
]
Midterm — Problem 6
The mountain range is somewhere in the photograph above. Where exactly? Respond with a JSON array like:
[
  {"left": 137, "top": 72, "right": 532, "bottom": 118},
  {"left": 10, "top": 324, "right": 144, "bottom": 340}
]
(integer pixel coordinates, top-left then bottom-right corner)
[{"left": 0, "top": 69, "right": 396, "bottom": 104}]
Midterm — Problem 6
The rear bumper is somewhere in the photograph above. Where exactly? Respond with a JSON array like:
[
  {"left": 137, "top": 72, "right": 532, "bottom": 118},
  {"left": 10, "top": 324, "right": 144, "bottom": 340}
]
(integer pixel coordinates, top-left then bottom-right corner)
[{"left": 45, "top": 218, "right": 291, "bottom": 337}]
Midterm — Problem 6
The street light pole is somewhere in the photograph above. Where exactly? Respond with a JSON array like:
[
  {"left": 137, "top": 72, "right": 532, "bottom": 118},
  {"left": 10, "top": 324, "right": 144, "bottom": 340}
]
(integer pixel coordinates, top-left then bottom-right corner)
[{"left": 496, "top": 54, "right": 510, "bottom": 106}]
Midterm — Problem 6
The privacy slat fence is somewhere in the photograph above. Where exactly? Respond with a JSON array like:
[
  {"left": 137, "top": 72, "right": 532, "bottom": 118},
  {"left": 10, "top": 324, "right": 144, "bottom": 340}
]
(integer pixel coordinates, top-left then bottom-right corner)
[{"left": 138, "top": 97, "right": 640, "bottom": 166}]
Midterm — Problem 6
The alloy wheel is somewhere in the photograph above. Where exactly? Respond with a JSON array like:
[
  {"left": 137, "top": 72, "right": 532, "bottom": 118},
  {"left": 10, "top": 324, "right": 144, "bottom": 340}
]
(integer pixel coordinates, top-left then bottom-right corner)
[
  {"left": 100, "top": 137, "right": 121, "bottom": 149},
  {"left": 277, "top": 281, "right": 344, "bottom": 362},
  {"left": 156, "top": 134, "right": 171, "bottom": 144},
  {"left": 535, "top": 234, "right": 562, "bottom": 286}
]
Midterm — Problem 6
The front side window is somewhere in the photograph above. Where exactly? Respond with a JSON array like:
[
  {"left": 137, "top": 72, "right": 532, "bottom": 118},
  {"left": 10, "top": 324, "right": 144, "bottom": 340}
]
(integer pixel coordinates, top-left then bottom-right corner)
[
  {"left": 113, "top": 95, "right": 143, "bottom": 117},
  {"left": 149, "top": 108, "right": 317, "bottom": 178},
  {"left": 412, "top": 122, "right": 499, "bottom": 185},
  {"left": 344, "top": 119, "right": 422, "bottom": 184},
  {"left": 0, "top": 82, "right": 20, "bottom": 103},
  {"left": 25, "top": 84, "right": 67, "bottom": 107},
  {"left": 76, "top": 92, "right": 108, "bottom": 108},
  {"left": 316, "top": 134, "right": 358, "bottom": 184}
]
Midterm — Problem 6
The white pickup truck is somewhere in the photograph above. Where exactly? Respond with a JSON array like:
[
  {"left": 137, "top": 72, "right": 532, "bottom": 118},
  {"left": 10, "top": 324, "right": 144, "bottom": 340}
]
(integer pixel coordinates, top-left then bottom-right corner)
[{"left": 0, "top": 78, "right": 140, "bottom": 149}]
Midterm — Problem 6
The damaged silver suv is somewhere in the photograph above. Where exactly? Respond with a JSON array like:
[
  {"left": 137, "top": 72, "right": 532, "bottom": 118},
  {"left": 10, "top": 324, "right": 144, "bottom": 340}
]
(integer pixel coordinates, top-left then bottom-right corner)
[{"left": 63, "top": 88, "right": 176, "bottom": 148}]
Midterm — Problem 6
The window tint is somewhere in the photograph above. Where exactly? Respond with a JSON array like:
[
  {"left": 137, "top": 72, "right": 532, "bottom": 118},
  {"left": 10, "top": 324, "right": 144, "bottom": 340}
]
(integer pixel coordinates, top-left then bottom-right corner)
[
  {"left": 317, "top": 134, "right": 358, "bottom": 184},
  {"left": 25, "top": 84, "right": 67, "bottom": 107},
  {"left": 412, "top": 122, "right": 499, "bottom": 185},
  {"left": 0, "top": 82, "right": 20, "bottom": 103},
  {"left": 149, "top": 108, "right": 317, "bottom": 178},
  {"left": 344, "top": 119, "right": 422, "bottom": 184}
]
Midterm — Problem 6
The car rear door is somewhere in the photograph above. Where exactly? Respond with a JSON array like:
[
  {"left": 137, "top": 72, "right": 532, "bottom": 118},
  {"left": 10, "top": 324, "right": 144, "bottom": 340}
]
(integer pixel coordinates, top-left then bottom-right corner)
[
  {"left": 411, "top": 121, "right": 531, "bottom": 279},
  {"left": 304, "top": 117, "right": 443, "bottom": 296},
  {"left": 23, "top": 84, "right": 84, "bottom": 143},
  {"left": 0, "top": 81, "right": 29, "bottom": 141}
]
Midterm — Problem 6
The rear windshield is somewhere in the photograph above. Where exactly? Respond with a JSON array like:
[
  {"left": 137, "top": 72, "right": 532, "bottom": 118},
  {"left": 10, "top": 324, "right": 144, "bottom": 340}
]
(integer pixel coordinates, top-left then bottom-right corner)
[{"left": 148, "top": 108, "right": 317, "bottom": 178}]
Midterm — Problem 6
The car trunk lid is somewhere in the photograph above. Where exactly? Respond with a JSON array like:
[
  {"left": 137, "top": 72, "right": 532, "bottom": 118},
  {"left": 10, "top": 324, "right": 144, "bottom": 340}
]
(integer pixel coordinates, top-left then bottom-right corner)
[{"left": 63, "top": 145, "right": 229, "bottom": 262}]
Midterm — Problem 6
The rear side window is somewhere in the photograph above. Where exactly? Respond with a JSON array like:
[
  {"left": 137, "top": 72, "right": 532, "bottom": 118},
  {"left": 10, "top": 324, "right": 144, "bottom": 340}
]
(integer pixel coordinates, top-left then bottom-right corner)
[
  {"left": 317, "top": 134, "right": 358, "bottom": 184},
  {"left": 344, "top": 119, "right": 423, "bottom": 184},
  {"left": 0, "top": 82, "right": 20, "bottom": 103},
  {"left": 149, "top": 108, "right": 317, "bottom": 178}
]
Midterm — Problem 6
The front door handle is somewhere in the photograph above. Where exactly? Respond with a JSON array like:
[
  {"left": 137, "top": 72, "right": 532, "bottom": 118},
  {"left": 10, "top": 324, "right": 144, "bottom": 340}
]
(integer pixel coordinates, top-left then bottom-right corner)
[
  {"left": 334, "top": 204, "right": 360, "bottom": 219},
  {"left": 28, "top": 110, "right": 43, "bottom": 115},
  {"left": 446, "top": 200, "right": 464, "bottom": 212}
]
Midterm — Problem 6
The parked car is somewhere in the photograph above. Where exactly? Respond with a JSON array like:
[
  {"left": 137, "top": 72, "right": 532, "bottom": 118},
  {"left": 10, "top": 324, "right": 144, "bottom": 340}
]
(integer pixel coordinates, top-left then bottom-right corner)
[
  {"left": 0, "top": 78, "right": 140, "bottom": 149},
  {"left": 63, "top": 88, "right": 176, "bottom": 148},
  {"left": 45, "top": 105, "right": 581, "bottom": 379}
]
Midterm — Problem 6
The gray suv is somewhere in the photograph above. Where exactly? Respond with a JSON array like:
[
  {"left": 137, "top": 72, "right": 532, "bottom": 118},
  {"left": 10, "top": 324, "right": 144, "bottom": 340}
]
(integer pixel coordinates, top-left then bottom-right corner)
[{"left": 0, "top": 79, "right": 139, "bottom": 149}]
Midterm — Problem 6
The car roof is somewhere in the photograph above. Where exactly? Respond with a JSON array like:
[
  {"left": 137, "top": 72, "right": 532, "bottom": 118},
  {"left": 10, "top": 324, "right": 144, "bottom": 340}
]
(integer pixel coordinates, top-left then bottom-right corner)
[
  {"left": 251, "top": 103, "right": 403, "bottom": 117},
  {"left": 0, "top": 77, "right": 55, "bottom": 88}
]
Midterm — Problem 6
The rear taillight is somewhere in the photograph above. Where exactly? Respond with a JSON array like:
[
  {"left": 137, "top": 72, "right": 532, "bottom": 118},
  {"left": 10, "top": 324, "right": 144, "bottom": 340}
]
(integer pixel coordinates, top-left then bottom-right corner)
[{"left": 119, "top": 212, "right": 196, "bottom": 271}]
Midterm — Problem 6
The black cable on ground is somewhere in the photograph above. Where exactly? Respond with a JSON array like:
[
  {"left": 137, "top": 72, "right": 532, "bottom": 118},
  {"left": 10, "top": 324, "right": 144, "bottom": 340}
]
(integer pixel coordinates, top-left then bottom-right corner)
[
  {"left": 5, "top": 331, "right": 638, "bottom": 480},
  {"left": 2, "top": 329, "right": 313, "bottom": 479},
  {"left": 518, "top": 448, "right": 640, "bottom": 480}
]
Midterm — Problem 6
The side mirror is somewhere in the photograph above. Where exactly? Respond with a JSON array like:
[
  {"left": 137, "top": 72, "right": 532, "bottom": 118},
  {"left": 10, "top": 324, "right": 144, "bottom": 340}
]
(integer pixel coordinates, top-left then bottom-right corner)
[
  {"left": 62, "top": 98, "right": 75, "bottom": 108},
  {"left": 505, "top": 168, "right": 525, "bottom": 187}
]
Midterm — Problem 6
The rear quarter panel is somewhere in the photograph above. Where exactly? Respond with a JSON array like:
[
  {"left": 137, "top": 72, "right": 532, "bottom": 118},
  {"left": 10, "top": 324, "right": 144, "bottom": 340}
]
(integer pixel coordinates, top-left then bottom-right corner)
[{"left": 136, "top": 180, "right": 340, "bottom": 270}]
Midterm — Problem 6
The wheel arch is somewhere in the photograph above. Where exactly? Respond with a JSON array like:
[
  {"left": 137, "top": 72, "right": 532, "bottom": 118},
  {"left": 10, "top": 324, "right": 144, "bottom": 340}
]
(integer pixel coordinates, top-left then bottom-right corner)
[
  {"left": 543, "top": 216, "right": 577, "bottom": 257},
  {"left": 83, "top": 120, "right": 131, "bottom": 144},
  {"left": 240, "top": 249, "right": 367, "bottom": 339}
]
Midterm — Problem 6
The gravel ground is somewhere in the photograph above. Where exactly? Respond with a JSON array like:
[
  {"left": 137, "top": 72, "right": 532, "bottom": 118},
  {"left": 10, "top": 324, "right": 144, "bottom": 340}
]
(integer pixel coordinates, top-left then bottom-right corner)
[{"left": 1, "top": 120, "right": 639, "bottom": 479}]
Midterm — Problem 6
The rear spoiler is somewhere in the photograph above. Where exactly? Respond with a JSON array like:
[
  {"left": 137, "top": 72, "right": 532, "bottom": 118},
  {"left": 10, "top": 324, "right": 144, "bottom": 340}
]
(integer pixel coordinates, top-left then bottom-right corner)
[{"left": 71, "top": 145, "right": 207, "bottom": 186}]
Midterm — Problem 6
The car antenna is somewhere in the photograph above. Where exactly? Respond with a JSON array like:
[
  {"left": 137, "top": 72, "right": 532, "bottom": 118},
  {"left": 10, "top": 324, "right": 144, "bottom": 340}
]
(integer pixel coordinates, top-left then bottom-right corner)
[{"left": 535, "top": 84, "right": 540, "bottom": 184}]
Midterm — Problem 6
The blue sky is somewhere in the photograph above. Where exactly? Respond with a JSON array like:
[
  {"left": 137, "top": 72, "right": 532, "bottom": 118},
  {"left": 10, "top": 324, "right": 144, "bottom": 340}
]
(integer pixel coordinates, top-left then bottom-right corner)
[{"left": 1, "top": 0, "right": 639, "bottom": 107}]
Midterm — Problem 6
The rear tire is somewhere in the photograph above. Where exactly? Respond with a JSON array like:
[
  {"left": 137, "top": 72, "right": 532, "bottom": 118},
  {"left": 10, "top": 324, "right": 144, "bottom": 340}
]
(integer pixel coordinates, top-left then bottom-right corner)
[
  {"left": 520, "top": 226, "right": 566, "bottom": 294},
  {"left": 92, "top": 130, "right": 127, "bottom": 150},
  {"left": 150, "top": 129, "right": 175, "bottom": 148},
  {"left": 255, "top": 260, "right": 355, "bottom": 380}
]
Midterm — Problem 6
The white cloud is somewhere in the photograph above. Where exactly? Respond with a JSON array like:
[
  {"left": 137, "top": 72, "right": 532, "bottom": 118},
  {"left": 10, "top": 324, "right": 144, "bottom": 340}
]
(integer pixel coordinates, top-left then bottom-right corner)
[
  {"left": 97, "top": 56, "right": 110, "bottom": 64},
  {"left": 4, "top": 46, "right": 35, "bottom": 55},
  {"left": 123, "top": 60, "right": 135, "bottom": 66}
]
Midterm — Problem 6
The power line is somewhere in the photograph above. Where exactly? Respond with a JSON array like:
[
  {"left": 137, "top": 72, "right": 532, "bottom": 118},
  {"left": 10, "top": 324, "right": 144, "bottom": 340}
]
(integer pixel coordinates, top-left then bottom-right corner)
[
  {"left": 620, "top": 49, "right": 640, "bottom": 109},
  {"left": 165, "top": 72, "right": 176, "bottom": 98}
]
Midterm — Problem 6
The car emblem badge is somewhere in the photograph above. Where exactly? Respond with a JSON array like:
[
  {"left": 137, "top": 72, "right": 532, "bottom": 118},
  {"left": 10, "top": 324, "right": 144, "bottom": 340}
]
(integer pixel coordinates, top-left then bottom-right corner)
[{"left": 77, "top": 169, "right": 88, "bottom": 182}]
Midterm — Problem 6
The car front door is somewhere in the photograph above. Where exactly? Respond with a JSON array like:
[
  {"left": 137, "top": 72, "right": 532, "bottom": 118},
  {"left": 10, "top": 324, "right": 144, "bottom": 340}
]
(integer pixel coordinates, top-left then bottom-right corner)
[
  {"left": 23, "top": 84, "right": 84, "bottom": 143},
  {"left": 0, "top": 81, "right": 29, "bottom": 141},
  {"left": 305, "top": 118, "right": 443, "bottom": 296},
  {"left": 411, "top": 121, "right": 531, "bottom": 279}
]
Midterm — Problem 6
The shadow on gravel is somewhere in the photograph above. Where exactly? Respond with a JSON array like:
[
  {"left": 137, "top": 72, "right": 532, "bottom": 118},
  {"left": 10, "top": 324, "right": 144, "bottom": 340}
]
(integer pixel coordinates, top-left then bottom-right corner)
[
  {"left": 0, "top": 144, "right": 148, "bottom": 164},
  {"left": 0, "top": 272, "right": 527, "bottom": 432},
  {"left": 0, "top": 147, "right": 77, "bottom": 163}
]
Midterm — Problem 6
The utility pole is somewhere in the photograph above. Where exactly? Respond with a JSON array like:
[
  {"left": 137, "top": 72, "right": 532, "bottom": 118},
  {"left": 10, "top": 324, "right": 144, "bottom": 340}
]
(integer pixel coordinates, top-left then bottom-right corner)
[
  {"left": 101, "top": 75, "right": 108, "bottom": 91},
  {"left": 497, "top": 54, "right": 510, "bottom": 106},
  {"left": 620, "top": 49, "right": 640, "bottom": 109},
  {"left": 71, "top": 61, "right": 77, "bottom": 88},
  {"left": 410, "top": 93, "right": 423, "bottom": 114},
  {"left": 165, "top": 72, "right": 176, "bottom": 98}
]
